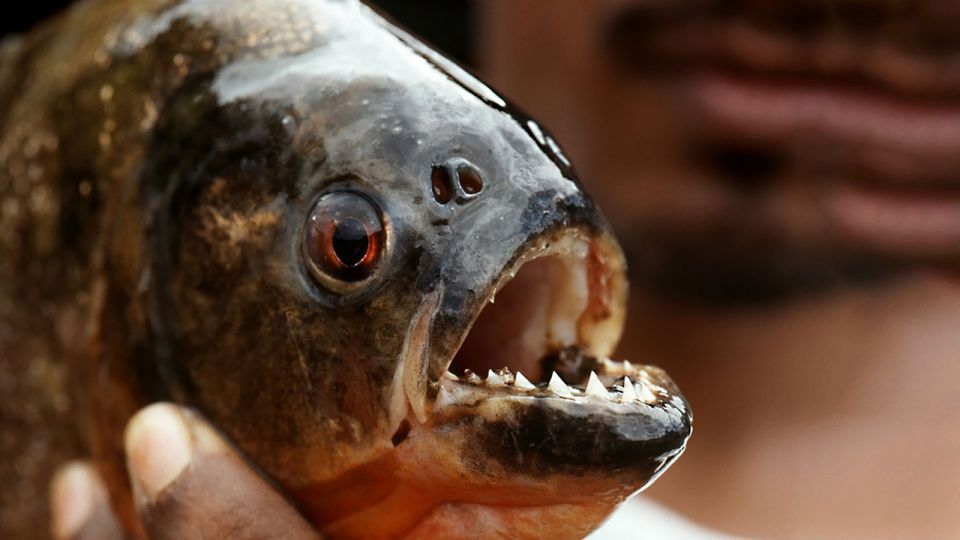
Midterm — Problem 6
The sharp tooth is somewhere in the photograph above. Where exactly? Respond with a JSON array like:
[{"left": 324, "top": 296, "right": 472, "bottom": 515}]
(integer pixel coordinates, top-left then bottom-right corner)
[
  {"left": 464, "top": 370, "right": 481, "bottom": 384},
  {"left": 637, "top": 381, "right": 658, "bottom": 403},
  {"left": 514, "top": 372, "right": 536, "bottom": 389},
  {"left": 442, "top": 371, "right": 458, "bottom": 381},
  {"left": 548, "top": 372, "right": 574, "bottom": 398},
  {"left": 621, "top": 377, "right": 637, "bottom": 402},
  {"left": 585, "top": 371, "right": 607, "bottom": 398},
  {"left": 486, "top": 369, "right": 506, "bottom": 385},
  {"left": 623, "top": 360, "right": 634, "bottom": 373}
]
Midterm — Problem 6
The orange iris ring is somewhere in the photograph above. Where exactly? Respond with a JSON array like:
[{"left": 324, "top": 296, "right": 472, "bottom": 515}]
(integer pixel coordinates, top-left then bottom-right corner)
[{"left": 303, "top": 190, "right": 387, "bottom": 292}]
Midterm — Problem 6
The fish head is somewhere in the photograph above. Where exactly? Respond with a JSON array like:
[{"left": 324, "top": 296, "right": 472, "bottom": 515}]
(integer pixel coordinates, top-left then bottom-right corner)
[{"left": 136, "top": 1, "right": 691, "bottom": 538}]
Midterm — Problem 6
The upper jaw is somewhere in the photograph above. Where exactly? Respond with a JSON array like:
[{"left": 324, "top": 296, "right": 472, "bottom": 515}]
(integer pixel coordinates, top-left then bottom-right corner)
[{"left": 402, "top": 228, "right": 629, "bottom": 420}]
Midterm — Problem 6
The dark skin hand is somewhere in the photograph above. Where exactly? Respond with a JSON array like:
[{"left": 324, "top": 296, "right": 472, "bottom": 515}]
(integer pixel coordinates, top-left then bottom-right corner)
[{"left": 49, "top": 404, "right": 320, "bottom": 540}]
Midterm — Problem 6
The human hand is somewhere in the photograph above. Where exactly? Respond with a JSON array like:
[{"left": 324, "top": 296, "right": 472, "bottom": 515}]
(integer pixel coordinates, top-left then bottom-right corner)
[{"left": 49, "top": 403, "right": 321, "bottom": 540}]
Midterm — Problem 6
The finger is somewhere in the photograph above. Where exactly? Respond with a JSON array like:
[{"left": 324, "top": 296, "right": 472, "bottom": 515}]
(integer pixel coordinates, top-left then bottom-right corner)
[
  {"left": 125, "top": 403, "right": 321, "bottom": 540},
  {"left": 49, "top": 462, "right": 125, "bottom": 540}
]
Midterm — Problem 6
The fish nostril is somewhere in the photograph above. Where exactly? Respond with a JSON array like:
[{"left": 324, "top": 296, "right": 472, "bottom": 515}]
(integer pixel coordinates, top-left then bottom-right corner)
[
  {"left": 431, "top": 165, "right": 455, "bottom": 204},
  {"left": 433, "top": 159, "right": 486, "bottom": 205},
  {"left": 456, "top": 164, "right": 484, "bottom": 196}
]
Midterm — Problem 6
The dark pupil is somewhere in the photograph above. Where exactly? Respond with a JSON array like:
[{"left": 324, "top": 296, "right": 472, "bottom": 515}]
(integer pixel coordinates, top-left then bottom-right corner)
[{"left": 332, "top": 218, "right": 370, "bottom": 268}]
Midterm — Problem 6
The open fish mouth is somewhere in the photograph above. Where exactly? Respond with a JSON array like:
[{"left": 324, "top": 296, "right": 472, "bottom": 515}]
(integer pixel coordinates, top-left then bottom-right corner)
[
  {"left": 400, "top": 228, "right": 691, "bottom": 482},
  {"left": 442, "top": 232, "right": 636, "bottom": 402},
  {"left": 428, "top": 230, "right": 686, "bottom": 420}
]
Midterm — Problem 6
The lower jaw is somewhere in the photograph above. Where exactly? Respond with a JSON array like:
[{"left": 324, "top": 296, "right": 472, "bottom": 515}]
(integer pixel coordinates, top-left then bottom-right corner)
[
  {"left": 306, "top": 433, "right": 633, "bottom": 540},
  {"left": 302, "top": 370, "right": 677, "bottom": 540}
]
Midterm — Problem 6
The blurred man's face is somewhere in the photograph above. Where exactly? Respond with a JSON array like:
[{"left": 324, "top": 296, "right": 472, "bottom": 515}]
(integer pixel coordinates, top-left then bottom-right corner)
[{"left": 485, "top": 0, "right": 959, "bottom": 304}]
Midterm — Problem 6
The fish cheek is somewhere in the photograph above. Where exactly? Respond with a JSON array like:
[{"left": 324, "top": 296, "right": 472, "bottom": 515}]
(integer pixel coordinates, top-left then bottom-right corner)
[
  {"left": 135, "top": 98, "right": 374, "bottom": 482},
  {"left": 143, "top": 93, "right": 427, "bottom": 484},
  {"left": 161, "top": 183, "right": 415, "bottom": 486},
  {"left": 164, "top": 187, "right": 318, "bottom": 453}
]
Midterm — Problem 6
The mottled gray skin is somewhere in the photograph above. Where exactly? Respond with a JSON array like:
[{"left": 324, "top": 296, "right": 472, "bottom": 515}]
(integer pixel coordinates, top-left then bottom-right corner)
[{"left": 0, "top": 1, "right": 691, "bottom": 538}]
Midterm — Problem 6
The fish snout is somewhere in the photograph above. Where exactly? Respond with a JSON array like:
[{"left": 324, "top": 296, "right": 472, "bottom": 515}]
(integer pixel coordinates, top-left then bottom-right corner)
[{"left": 399, "top": 175, "right": 692, "bottom": 487}]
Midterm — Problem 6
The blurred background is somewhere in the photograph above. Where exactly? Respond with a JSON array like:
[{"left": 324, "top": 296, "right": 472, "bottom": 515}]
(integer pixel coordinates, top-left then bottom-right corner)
[{"left": 6, "top": 2, "right": 960, "bottom": 538}]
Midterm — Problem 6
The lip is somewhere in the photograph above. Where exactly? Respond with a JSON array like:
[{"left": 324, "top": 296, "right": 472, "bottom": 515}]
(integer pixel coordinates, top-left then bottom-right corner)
[
  {"left": 605, "top": 0, "right": 960, "bottom": 159},
  {"left": 604, "top": 1, "right": 960, "bottom": 257},
  {"left": 686, "top": 71, "right": 960, "bottom": 161},
  {"left": 606, "top": 6, "right": 960, "bottom": 99},
  {"left": 603, "top": 2, "right": 960, "bottom": 158},
  {"left": 682, "top": 69, "right": 960, "bottom": 199},
  {"left": 828, "top": 180, "right": 960, "bottom": 261},
  {"left": 684, "top": 71, "right": 960, "bottom": 260}
]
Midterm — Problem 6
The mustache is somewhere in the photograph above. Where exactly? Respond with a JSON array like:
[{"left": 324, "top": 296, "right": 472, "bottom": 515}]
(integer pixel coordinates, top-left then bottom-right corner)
[
  {"left": 602, "top": 0, "right": 960, "bottom": 56},
  {"left": 615, "top": 220, "right": 907, "bottom": 307},
  {"left": 600, "top": 0, "right": 960, "bottom": 102}
]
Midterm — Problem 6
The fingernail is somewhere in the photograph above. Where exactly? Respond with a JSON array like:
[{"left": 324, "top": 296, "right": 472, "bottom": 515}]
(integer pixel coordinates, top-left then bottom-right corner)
[
  {"left": 179, "top": 409, "right": 230, "bottom": 456},
  {"left": 50, "top": 463, "right": 98, "bottom": 540},
  {"left": 125, "top": 403, "right": 193, "bottom": 503}
]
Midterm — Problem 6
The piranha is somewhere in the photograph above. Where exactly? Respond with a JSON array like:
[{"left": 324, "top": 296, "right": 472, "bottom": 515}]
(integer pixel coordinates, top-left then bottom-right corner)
[{"left": 0, "top": 0, "right": 692, "bottom": 538}]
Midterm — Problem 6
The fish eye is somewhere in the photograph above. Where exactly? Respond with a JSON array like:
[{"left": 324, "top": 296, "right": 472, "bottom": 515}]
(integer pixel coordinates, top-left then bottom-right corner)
[{"left": 303, "top": 191, "right": 386, "bottom": 292}]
